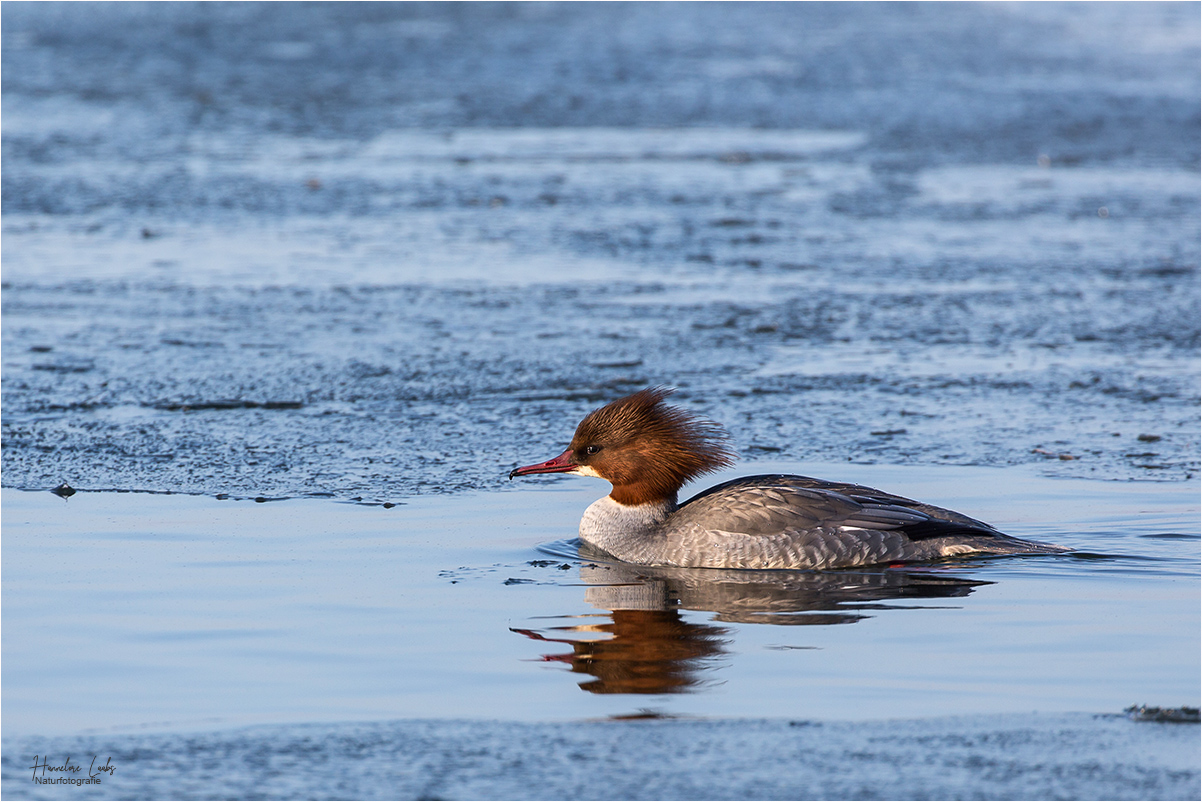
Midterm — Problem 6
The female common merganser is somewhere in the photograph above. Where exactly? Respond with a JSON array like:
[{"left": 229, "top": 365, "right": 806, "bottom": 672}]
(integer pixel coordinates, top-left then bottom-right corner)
[{"left": 509, "top": 388, "right": 1067, "bottom": 570}]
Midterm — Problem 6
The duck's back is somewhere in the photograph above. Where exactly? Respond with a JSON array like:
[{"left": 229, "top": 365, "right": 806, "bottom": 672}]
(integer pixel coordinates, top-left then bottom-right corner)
[{"left": 656, "top": 474, "right": 1059, "bottom": 570}]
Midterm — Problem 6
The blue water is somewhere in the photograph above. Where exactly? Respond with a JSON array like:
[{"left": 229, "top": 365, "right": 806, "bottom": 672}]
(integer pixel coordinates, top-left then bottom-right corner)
[{"left": 3, "top": 463, "right": 1197, "bottom": 737}]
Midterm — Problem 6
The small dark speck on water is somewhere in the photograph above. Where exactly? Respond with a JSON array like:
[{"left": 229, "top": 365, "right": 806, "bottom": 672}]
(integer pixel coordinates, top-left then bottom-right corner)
[
  {"left": 503, "top": 578, "right": 536, "bottom": 585},
  {"left": 1033, "top": 448, "right": 1079, "bottom": 460},
  {"left": 610, "top": 709, "right": 676, "bottom": 720},
  {"left": 590, "top": 359, "right": 643, "bottom": 369},
  {"left": 50, "top": 482, "right": 76, "bottom": 498},
  {"left": 1137, "top": 434, "right": 1163, "bottom": 442}
]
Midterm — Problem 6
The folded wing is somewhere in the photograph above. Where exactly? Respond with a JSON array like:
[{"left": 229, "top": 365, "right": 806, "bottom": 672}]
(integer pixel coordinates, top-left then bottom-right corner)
[{"left": 673, "top": 474, "right": 1061, "bottom": 569}]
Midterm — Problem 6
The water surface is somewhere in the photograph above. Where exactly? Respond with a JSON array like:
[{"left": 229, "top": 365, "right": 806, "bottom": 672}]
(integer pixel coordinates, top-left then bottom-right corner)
[{"left": 4, "top": 463, "right": 1197, "bottom": 737}]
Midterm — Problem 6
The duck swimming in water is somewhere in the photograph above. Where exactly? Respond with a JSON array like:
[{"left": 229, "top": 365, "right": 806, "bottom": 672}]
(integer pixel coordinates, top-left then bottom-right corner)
[{"left": 509, "top": 388, "right": 1067, "bottom": 570}]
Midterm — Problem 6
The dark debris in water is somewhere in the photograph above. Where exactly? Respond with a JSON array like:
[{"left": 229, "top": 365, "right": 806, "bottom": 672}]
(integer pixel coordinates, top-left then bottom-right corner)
[
  {"left": 153, "top": 400, "right": 304, "bottom": 412},
  {"left": 608, "top": 709, "right": 677, "bottom": 721},
  {"left": 1124, "top": 705, "right": 1201, "bottom": 724}
]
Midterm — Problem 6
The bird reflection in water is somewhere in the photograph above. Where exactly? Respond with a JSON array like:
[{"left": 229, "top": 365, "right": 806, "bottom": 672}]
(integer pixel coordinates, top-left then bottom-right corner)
[
  {"left": 512, "top": 553, "right": 990, "bottom": 696},
  {"left": 513, "top": 608, "right": 728, "bottom": 695}
]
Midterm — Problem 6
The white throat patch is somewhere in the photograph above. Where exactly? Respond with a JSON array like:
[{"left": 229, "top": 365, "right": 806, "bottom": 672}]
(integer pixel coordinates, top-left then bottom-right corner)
[{"left": 573, "top": 464, "right": 605, "bottom": 480}]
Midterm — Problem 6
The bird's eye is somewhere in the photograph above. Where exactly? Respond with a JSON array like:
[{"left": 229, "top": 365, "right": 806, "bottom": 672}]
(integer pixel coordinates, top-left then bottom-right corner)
[{"left": 584, "top": 445, "right": 602, "bottom": 456}]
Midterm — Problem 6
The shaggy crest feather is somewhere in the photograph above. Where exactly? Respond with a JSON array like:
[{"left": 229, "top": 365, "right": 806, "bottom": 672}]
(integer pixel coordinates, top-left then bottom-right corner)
[{"left": 570, "top": 387, "right": 735, "bottom": 505}]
